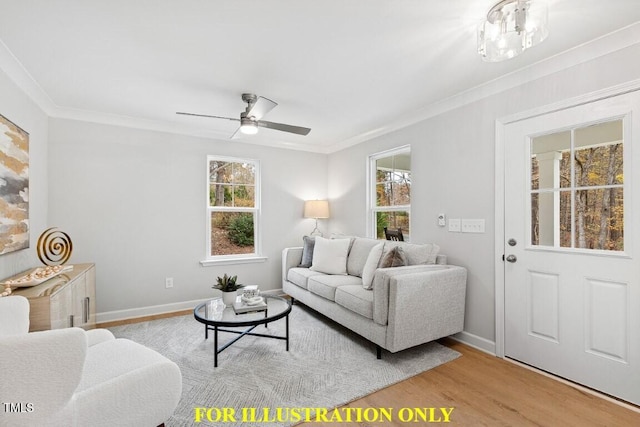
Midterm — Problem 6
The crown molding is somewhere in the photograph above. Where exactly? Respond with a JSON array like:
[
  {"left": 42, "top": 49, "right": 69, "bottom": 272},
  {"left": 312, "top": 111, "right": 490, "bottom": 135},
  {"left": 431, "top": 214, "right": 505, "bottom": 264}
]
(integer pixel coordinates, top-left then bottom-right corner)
[
  {"left": 327, "top": 21, "right": 640, "bottom": 154},
  {"left": 1, "top": 22, "right": 639, "bottom": 155},
  {"left": 0, "top": 39, "right": 56, "bottom": 115}
]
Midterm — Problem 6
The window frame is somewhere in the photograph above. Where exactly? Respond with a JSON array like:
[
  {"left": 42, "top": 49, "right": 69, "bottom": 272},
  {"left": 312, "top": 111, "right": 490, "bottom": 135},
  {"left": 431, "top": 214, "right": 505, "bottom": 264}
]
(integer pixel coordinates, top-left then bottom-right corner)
[
  {"left": 366, "top": 145, "right": 411, "bottom": 241},
  {"left": 201, "top": 155, "right": 266, "bottom": 266}
]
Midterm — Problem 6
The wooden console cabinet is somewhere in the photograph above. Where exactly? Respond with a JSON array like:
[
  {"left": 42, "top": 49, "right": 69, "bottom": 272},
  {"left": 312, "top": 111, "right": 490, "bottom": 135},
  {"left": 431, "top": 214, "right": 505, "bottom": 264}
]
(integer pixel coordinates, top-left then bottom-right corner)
[{"left": 9, "top": 263, "right": 96, "bottom": 331}]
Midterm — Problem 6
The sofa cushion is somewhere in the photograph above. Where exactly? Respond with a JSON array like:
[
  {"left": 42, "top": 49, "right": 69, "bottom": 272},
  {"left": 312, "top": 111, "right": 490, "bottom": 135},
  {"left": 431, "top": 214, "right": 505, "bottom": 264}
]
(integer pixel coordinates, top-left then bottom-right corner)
[
  {"left": 383, "top": 241, "right": 440, "bottom": 265},
  {"left": 346, "top": 237, "right": 381, "bottom": 277},
  {"left": 335, "top": 285, "right": 374, "bottom": 320},
  {"left": 310, "top": 237, "right": 351, "bottom": 275},
  {"left": 298, "top": 236, "right": 316, "bottom": 268},
  {"left": 308, "top": 274, "right": 363, "bottom": 301},
  {"left": 287, "top": 267, "right": 325, "bottom": 290},
  {"left": 362, "top": 242, "right": 384, "bottom": 290}
]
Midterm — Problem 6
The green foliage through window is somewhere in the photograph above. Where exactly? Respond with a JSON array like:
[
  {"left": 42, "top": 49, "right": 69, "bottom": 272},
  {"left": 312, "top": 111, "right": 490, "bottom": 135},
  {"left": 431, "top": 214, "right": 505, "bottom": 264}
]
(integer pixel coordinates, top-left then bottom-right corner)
[
  {"left": 208, "top": 156, "right": 259, "bottom": 257},
  {"left": 228, "top": 213, "right": 254, "bottom": 247}
]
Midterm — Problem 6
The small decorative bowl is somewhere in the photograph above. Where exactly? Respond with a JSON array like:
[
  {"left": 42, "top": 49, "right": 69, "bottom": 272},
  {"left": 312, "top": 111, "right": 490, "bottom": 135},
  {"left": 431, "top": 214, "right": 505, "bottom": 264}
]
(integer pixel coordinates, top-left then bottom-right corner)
[{"left": 242, "top": 288, "right": 260, "bottom": 299}]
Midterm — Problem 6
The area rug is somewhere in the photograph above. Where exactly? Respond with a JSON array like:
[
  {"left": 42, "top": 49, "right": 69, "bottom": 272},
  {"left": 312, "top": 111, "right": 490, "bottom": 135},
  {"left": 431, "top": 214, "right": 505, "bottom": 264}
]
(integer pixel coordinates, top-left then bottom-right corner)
[{"left": 108, "top": 304, "right": 460, "bottom": 426}]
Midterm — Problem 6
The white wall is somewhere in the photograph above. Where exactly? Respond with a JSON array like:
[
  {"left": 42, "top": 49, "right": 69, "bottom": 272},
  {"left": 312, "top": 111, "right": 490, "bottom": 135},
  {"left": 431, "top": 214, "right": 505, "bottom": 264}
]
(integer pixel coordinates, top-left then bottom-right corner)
[
  {"left": 48, "top": 118, "right": 327, "bottom": 318},
  {"left": 5, "top": 33, "right": 640, "bottom": 346},
  {"left": 0, "top": 68, "right": 48, "bottom": 280},
  {"left": 327, "top": 43, "right": 640, "bottom": 350}
]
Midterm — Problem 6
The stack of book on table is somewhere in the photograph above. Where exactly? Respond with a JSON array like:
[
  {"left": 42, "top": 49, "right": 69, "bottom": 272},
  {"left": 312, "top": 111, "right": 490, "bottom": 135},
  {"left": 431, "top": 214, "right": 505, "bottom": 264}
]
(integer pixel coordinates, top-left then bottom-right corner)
[{"left": 233, "top": 298, "right": 267, "bottom": 314}]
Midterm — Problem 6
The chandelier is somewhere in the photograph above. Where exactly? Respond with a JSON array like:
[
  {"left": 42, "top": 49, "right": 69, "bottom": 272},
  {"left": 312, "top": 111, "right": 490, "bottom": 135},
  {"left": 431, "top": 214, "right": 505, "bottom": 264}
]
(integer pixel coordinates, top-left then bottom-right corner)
[{"left": 478, "top": 0, "right": 549, "bottom": 62}]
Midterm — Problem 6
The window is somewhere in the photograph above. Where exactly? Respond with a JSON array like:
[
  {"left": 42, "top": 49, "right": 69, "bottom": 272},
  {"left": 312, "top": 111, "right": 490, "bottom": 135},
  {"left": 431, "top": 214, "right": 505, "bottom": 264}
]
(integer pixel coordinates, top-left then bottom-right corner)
[
  {"left": 205, "top": 156, "right": 262, "bottom": 263},
  {"left": 530, "top": 119, "right": 624, "bottom": 251},
  {"left": 368, "top": 146, "right": 411, "bottom": 240}
]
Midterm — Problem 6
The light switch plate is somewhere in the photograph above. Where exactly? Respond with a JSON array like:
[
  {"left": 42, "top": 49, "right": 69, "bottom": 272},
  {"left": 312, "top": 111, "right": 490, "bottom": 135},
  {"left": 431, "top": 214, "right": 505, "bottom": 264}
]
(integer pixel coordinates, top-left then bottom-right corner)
[
  {"left": 438, "top": 213, "right": 446, "bottom": 227},
  {"left": 461, "top": 219, "right": 485, "bottom": 233},
  {"left": 448, "top": 219, "right": 461, "bottom": 232}
]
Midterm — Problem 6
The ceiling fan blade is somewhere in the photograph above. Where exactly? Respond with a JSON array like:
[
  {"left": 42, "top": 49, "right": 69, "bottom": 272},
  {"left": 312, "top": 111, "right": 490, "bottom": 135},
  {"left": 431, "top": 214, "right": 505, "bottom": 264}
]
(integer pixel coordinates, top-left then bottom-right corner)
[
  {"left": 230, "top": 126, "right": 242, "bottom": 139},
  {"left": 246, "top": 96, "right": 277, "bottom": 120},
  {"left": 257, "top": 120, "right": 311, "bottom": 136},
  {"left": 176, "top": 112, "right": 240, "bottom": 122}
]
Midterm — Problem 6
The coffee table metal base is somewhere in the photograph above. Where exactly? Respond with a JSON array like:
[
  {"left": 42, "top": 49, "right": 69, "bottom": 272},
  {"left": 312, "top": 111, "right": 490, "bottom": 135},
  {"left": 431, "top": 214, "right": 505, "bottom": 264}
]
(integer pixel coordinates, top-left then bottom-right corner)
[{"left": 205, "top": 315, "right": 289, "bottom": 367}]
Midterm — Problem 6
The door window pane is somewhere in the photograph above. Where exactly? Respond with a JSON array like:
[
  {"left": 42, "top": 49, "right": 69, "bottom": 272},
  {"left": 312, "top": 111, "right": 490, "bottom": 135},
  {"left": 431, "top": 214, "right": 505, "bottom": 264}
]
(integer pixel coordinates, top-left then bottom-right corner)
[
  {"left": 559, "top": 190, "right": 572, "bottom": 248},
  {"left": 574, "top": 189, "right": 624, "bottom": 250},
  {"left": 530, "top": 119, "right": 624, "bottom": 251}
]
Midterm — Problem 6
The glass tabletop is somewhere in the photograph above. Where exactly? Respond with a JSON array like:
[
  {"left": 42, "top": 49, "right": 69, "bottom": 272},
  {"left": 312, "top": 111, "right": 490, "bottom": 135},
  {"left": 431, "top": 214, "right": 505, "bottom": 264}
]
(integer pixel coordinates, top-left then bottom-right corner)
[{"left": 194, "top": 294, "right": 291, "bottom": 327}]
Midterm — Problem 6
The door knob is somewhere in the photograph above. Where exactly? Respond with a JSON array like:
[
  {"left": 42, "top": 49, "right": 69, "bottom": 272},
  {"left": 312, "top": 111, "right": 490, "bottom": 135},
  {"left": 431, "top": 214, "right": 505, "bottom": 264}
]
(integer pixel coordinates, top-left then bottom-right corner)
[{"left": 505, "top": 254, "right": 517, "bottom": 263}]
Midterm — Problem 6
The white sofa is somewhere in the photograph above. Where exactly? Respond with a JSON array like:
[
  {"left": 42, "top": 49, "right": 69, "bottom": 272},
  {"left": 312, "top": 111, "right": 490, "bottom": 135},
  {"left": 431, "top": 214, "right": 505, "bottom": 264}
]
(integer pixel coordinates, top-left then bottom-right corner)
[
  {"left": 282, "top": 236, "right": 467, "bottom": 358},
  {"left": 0, "top": 296, "right": 182, "bottom": 427}
]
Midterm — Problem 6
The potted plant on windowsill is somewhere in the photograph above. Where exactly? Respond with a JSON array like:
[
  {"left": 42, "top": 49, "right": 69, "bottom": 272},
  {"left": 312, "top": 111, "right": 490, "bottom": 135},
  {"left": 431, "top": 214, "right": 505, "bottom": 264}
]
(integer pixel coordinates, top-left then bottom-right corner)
[{"left": 213, "top": 274, "right": 244, "bottom": 307}]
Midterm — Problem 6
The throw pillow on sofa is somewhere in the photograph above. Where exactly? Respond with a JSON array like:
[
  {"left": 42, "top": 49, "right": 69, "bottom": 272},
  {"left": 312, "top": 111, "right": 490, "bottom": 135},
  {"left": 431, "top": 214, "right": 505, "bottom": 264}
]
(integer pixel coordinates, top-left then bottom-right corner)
[
  {"left": 379, "top": 246, "right": 407, "bottom": 268},
  {"left": 299, "top": 236, "right": 316, "bottom": 268},
  {"left": 362, "top": 242, "right": 384, "bottom": 290},
  {"left": 310, "top": 236, "right": 351, "bottom": 275}
]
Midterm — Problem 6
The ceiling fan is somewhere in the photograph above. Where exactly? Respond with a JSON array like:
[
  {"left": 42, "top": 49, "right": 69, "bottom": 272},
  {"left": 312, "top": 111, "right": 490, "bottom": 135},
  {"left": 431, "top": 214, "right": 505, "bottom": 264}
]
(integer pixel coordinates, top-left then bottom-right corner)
[{"left": 177, "top": 93, "right": 311, "bottom": 138}]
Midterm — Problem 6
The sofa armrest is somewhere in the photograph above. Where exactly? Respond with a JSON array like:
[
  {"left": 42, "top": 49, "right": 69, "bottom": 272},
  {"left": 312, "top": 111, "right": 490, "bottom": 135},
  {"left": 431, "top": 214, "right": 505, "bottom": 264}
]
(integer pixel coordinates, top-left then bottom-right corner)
[
  {"left": 372, "top": 265, "right": 451, "bottom": 325},
  {"left": 383, "top": 265, "right": 467, "bottom": 352},
  {"left": 282, "top": 247, "right": 303, "bottom": 283}
]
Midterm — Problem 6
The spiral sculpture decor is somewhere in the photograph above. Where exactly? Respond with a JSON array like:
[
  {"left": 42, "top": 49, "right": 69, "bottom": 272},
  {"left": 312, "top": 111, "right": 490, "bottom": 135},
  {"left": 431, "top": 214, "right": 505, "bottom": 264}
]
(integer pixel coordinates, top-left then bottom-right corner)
[{"left": 37, "top": 227, "right": 73, "bottom": 266}]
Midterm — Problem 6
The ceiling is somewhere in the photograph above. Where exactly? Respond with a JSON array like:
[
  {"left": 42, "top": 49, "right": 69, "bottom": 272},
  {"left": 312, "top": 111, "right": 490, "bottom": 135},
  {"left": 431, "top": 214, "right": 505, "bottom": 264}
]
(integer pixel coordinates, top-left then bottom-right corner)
[{"left": 0, "top": 1, "right": 639, "bottom": 153}]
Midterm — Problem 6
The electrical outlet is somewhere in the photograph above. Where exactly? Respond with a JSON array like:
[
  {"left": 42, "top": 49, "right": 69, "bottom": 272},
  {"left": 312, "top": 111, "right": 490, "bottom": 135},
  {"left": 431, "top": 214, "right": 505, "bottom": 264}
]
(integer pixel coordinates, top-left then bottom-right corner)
[
  {"left": 461, "top": 219, "right": 485, "bottom": 233},
  {"left": 448, "top": 219, "right": 461, "bottom": 232},
  {"left": 165, "top": 277, "right": 174, "bottom": 288}
]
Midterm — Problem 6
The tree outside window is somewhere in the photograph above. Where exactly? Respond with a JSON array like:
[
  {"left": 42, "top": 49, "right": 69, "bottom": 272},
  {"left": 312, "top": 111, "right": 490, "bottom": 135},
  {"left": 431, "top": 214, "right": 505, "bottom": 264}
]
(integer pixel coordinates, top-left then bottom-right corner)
[
  {"left": 530, "top": 119, "right": 624, "bottom": 251},
  {"left": 369, "top": 147, "right": 411, "bottom": 240},
  {"left": 207, "top": 156, "right": 259, "bottom": 258}
]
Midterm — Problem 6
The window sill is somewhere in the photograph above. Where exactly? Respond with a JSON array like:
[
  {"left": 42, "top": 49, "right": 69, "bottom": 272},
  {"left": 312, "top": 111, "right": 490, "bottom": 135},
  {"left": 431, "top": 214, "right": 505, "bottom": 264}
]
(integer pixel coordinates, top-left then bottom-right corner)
[{"left": 200, "top": 256, "right": 268, "bottom": 267}]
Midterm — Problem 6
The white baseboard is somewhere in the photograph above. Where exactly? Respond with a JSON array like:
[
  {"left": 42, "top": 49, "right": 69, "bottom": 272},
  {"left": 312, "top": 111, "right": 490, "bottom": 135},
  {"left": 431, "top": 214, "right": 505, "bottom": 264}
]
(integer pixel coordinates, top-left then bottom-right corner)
[
  {"left": 96, "top": 298, "right": 209, "bottom": 323},
  {"left": 450, "top": 330, "right": 496, "bottom": 356},
  {"left": 96, "top": 288, "right": 284, "bottom": 324}
]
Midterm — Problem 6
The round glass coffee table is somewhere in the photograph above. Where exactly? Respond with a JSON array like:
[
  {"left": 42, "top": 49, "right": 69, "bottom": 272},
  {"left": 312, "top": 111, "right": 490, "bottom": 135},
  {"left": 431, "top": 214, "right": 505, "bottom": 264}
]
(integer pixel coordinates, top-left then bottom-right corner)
[{"left": 194, "top": 295, "right": 291, "bottom": 367}]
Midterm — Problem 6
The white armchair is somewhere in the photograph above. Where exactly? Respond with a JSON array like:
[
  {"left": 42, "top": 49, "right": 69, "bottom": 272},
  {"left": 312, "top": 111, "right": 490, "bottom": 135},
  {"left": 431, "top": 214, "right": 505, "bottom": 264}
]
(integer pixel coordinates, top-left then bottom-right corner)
[{"left": 0, "top": 296, "right": 182, "bottom": 427}]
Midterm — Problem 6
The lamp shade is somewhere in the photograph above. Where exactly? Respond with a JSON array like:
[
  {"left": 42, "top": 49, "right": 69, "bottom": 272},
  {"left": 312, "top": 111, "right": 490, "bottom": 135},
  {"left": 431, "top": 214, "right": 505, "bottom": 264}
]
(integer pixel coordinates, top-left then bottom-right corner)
[{"left": 304, "top": 200, "right": 330, "bottom": 219}]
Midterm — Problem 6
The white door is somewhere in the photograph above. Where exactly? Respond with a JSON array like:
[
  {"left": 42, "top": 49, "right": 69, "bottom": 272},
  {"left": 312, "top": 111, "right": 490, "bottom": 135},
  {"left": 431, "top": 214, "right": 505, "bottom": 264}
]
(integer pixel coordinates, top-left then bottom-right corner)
[{"left": 504, "top": 91, "right": 640, "bottom": 405}]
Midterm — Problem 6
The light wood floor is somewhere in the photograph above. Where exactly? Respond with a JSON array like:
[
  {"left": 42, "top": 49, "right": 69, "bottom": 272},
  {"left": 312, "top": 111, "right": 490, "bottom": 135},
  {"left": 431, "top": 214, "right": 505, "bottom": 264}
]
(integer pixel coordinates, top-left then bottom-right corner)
[
  {"left": 101, "top": 313, "right": 640, "bottom": 426},
  {"left": 299, "top": 338, "right": 640, "bottom": 427}
]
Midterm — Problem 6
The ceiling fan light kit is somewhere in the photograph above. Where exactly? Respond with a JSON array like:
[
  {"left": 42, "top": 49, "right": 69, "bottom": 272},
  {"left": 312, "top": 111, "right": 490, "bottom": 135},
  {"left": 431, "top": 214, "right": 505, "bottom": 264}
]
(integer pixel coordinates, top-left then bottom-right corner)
[
  {"left": 478, "top": 0, "right": 549, "bottom": 62},
  {"left": 177, "top": 93, "right": 311, "bottom": 138},
  {"left": 240, "top": 117, "right": 259, "bottom": 135}
]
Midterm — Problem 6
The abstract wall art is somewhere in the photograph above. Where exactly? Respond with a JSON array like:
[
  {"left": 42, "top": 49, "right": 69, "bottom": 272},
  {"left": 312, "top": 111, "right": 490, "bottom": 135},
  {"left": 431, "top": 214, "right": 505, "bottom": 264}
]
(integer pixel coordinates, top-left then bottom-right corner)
[{"left": 0, "top": 114, "right": 29, "bottom": 255}]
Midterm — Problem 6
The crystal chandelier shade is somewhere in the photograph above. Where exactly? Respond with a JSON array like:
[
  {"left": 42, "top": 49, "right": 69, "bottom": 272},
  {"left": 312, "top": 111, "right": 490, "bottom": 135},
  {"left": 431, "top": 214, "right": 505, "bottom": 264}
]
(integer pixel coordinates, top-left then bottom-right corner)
[{"left": 478, "top": 0, "right": 549, "bottom": 62}]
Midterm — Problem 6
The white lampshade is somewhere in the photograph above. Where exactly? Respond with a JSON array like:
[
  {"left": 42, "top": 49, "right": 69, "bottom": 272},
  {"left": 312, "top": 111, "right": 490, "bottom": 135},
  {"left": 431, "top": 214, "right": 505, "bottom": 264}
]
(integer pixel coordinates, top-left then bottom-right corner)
[{"left": 304, "top": 200, "right": 330, "bottom": 219}]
